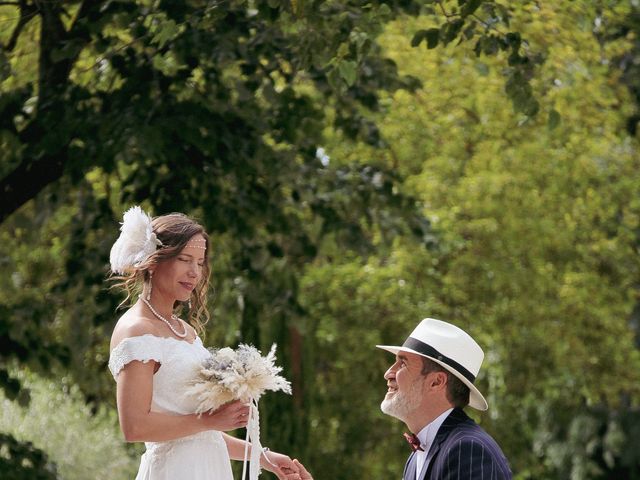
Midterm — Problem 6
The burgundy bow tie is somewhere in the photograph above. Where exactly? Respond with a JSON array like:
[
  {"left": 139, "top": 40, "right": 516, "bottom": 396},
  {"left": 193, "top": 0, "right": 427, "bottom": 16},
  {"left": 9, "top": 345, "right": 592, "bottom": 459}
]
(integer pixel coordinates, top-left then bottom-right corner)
[{"left": 403, "top": 432, "right": 424, "bottom": 452}]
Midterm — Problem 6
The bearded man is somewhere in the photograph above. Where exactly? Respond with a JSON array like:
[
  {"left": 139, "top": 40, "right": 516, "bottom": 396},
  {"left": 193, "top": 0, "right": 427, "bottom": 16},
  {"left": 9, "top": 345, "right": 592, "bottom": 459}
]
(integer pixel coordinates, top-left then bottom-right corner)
[{"left": 378, "top": 318, "right": 512, "bottom": 480}]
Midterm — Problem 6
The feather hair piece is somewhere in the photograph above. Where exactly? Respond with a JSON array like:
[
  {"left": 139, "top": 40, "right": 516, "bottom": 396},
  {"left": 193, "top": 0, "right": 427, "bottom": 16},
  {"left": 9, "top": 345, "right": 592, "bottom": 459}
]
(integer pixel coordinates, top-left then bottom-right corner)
[{"left": 109, "top": 206, "right": 162, "bottom": 274}]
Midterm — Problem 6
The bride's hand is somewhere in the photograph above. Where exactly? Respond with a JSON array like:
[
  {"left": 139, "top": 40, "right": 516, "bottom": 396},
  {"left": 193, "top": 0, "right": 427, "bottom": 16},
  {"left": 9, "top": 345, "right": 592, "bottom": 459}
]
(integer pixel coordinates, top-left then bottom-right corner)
[
  {"left": 260, "top": 450, "right": 302, "bottom": 480},
  {"left": 202, "top": 400, "right": 250, "bottom": 431}
]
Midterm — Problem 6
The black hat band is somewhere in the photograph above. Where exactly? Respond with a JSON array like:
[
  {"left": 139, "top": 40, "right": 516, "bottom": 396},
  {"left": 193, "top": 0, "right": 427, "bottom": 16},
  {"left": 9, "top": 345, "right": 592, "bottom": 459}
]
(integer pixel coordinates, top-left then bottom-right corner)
[{"left": 403, "top": 337, "right": 476, "bottom": 383}]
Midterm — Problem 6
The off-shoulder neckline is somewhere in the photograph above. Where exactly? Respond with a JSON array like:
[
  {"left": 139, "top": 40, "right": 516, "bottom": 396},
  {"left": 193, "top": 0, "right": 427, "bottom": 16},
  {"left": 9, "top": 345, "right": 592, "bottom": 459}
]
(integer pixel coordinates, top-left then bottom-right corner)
[{"left": 111, "top": 333, "right": 202, "bottom": 353}]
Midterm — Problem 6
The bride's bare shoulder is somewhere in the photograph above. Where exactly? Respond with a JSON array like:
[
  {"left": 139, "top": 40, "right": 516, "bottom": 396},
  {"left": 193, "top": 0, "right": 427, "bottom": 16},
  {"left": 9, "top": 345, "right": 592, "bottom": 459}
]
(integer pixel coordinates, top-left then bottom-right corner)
[{"left": 110, "top": 305, "right": 157, "bottom": 351}]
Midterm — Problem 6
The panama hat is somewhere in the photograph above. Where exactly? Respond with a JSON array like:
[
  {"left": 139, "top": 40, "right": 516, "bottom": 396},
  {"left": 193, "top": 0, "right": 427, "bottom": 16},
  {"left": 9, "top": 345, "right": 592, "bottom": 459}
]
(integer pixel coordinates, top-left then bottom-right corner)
[{"left": 376, "top": 318, "right": 488, "bottom": 411}]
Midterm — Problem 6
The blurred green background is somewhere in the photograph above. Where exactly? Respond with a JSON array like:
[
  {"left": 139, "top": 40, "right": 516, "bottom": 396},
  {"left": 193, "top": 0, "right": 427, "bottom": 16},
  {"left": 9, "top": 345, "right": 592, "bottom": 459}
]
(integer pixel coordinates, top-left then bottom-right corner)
[{"left": 1, "top": 1, "right": 640, "bottom": 479}]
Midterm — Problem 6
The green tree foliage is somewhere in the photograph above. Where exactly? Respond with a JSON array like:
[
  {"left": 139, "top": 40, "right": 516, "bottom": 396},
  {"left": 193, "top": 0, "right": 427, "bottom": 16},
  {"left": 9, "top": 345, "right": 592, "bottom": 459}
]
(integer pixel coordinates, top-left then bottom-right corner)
[
  {"left": 0, "top": 369, "right": 139, "bottom": 479},
  {"left": 0, "top": 0, "right": 537, "bottom": 428},
  {"left": 300, "top": 2, "right": 640, "bottom": 478},
  {"left": 2, "top": 1, "right": 640, "bottom": 479},
  {"left": 596, "top": 1, "right": 640, "bottom": 135},
  {"left": 0, "top": 0, "right": 544, "bottom": 224},
  {"left": 0, "top": 434, "right": 58, "bottom": 480},
  {"left": 0, "top": 0, "right": 434, "bottom": 473}
]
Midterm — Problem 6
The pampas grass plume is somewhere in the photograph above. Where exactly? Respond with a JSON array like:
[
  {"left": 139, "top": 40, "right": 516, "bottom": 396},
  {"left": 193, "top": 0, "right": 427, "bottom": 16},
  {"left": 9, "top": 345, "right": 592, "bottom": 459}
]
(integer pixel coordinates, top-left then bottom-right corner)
[{"left": 187, "top": 344, "right": 291, "bottom": 415}]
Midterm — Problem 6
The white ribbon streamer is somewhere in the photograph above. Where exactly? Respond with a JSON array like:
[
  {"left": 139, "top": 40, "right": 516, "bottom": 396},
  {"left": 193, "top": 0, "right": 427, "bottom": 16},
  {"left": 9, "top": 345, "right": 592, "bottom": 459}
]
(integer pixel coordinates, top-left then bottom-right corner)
[{"left": 241, "top": 398, "right": 272, "bottom": 480}]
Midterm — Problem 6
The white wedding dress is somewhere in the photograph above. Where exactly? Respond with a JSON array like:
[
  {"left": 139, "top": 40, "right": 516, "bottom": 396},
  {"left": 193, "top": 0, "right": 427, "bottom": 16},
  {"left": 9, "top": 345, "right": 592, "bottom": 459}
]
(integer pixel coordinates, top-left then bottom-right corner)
[{"left": 109, "top": 334, "right": 234, "bottom": 480}]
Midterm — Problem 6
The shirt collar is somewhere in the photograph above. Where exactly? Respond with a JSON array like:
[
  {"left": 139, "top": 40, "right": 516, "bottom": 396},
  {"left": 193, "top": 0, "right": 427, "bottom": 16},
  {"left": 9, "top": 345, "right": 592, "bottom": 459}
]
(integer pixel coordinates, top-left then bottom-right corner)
[{"left": 416, "top": 408, "right": 453, "bottom": 452}]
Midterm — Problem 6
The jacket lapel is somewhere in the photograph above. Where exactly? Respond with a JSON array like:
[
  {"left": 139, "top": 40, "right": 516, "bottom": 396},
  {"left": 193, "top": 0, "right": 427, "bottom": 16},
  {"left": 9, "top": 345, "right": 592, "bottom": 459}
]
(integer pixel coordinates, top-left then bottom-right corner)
[
  {"left": 403, "top": 451, "right": 417, "bottom": 480},
  {"left": 421, "top": 408, "right": 470, "bottom": 480}
]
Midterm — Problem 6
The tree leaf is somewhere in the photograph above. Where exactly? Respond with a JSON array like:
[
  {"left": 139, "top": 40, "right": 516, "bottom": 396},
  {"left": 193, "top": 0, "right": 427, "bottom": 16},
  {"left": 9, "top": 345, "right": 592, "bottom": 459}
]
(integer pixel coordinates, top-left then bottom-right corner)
[
  {"left": 412, "top": 28, "right": 440, "bottom": 49},
  {"left": 425, "top": 28, "right": 440, "bottom": 49},
  {"left": 548, "top": 109, "right": 561, "bottom": 130},
  {"left": 440, "top": 19, "right": 464, "bottom": 45},
  {"left": 461, "top": 0, "right": 483, "bottom": 17},
  {"left": 411, "top": 29, "right": 427, "bottom": 48},
  {"left": 151, "top": 19, "right": 181, "bottom": 48},
  {"left": 378, "top": 4, "right": 391, "bottom": 18},
  {"left": 506, "top": 31, "right": 521, "bottom": 49},
  {"left": 463, "top": 24, "right": 476, "bottom": 40},
  {"left": 338, "top": 60, "right": 357, "bottom": 87}
]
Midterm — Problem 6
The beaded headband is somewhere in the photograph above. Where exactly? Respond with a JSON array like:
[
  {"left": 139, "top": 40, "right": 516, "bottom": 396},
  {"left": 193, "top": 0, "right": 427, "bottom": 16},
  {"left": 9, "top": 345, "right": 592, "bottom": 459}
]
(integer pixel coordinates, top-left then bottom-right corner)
[{"left": 185, "top": 238, "right": 207, "bottom": 250}]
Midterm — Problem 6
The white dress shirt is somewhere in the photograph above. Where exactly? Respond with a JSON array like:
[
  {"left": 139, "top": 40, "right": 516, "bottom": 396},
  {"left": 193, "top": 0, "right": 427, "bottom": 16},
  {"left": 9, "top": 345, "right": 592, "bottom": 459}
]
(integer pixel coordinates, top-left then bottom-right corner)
[{"left": 415, "top": 408, "right": 454, "bottom": 480}]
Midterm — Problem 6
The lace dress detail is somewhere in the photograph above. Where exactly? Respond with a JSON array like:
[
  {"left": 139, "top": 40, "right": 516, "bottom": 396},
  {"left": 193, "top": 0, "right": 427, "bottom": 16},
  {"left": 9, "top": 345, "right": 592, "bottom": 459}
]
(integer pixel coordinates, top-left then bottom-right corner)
[
  {"left": 109, "top": 335, "right": 165, "bottom": 378},
  {"left": 109, "top": 334, "right": 233, "bottom": 480}
]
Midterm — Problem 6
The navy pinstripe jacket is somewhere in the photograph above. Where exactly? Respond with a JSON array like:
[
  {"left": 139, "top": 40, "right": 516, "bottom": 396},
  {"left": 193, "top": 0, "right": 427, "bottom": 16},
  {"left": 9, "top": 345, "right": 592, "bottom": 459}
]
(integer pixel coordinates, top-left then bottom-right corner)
[{"left": 403, "top": 408, "right": 512, "bottom": 480}]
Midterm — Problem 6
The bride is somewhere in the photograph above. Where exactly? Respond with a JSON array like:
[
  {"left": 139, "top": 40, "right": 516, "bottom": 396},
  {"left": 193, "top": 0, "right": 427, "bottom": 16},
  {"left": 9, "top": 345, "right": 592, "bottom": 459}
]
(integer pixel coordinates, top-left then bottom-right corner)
[{"left": 107, "top": 207, "right": 305, "bottom": 480}]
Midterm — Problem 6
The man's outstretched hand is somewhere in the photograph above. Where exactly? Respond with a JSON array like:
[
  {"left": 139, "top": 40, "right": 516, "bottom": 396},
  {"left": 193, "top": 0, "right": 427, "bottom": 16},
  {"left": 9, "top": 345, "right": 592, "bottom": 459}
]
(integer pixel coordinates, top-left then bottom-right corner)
[{"left": 293, "top": 459, "right": 313, "bottom": 480}]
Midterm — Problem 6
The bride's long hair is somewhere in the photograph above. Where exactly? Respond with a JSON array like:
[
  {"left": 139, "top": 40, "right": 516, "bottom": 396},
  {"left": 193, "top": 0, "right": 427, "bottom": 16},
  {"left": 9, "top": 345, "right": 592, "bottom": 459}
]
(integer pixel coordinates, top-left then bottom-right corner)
[{"left": 110, "top": 212, "right": 211, "bottom": 337}]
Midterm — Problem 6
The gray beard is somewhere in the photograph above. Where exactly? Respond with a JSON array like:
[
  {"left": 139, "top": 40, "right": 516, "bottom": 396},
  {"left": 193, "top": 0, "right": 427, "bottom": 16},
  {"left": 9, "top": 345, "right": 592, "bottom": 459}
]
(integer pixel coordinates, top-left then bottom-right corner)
[{"left": 380, "top": 380, "right": 423, "bottom": 422}]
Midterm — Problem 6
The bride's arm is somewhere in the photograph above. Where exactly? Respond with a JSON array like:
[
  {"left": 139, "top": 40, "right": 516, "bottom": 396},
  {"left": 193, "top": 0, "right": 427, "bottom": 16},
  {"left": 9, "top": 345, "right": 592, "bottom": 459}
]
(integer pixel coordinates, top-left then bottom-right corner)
[
  {"left": 117, "top": 360, "right": 249, "bottom": 442},
  {"left": 221, "top": 433, "right": 302, "bottom": 480},
  {"left": 220, "top": 432, "right": 250, "bottom": 460}
]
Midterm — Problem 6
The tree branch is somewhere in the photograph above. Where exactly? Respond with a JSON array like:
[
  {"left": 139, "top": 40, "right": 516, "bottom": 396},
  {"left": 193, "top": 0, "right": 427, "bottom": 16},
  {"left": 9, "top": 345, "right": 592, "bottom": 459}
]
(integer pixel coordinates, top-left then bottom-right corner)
[
  {"left": 471, "top": 13, "right": 508, "bottom": 37},
  {"left": 436, "top": 0, "right": 453, "bottom": 20},
  {"left": 0, "top": 0, "right": 122, "bottom": 225},
  {"left": 0, "top": 151, "right": 66, "bottom": 224},
  {"left": 0, "top": 0, "right": 71, "bottom": 223}
]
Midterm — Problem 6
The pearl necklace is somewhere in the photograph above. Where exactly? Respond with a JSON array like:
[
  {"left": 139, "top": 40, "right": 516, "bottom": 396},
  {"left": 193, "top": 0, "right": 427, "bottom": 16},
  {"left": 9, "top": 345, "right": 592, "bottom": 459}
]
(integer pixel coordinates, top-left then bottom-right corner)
[{"left": 141, "top": 296, "right": 188, "bottom": 338}]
